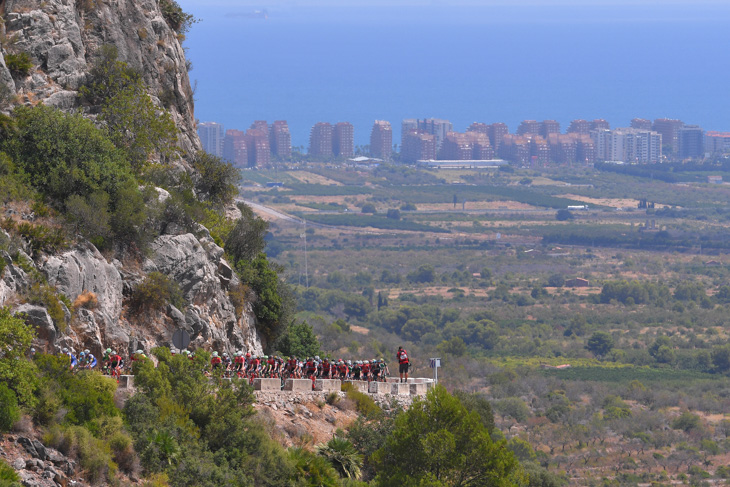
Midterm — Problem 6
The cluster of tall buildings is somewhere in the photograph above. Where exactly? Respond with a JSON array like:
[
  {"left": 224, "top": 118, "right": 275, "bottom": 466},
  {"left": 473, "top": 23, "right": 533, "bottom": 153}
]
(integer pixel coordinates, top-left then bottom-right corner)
[
  {"left": 198, "top": 121, "right": 291, "bottom": 168},
  {"left": 308, "top": 122, "right": 355, "bottom": 159},
  {"left": 199, "top": 116, "right": 729, "bottom": 167}
]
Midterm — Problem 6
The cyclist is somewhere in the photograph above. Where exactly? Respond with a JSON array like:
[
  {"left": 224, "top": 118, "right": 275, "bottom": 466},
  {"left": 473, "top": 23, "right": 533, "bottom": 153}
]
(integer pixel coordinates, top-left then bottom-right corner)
[
  {"left": 266, "top": 355, "right": 277, "bottom": 377},
  {"left": 379, "top": 358, "right": 389, "bottom": 381},
  {"left": 337, "top": 360, "right": 349, "bottom": 380},
  {"left": 101, "top": 348, "right": 112, "bottom": 374},
  {"left": 222, "top": 352, "right": 232, "bottom": 376},
  {"left": 131, "top": 349, "right": 146, "bottom": 364},
  {"left": 285, "top": 356, "right": 298, "bottom": 378},
  {"left": 352, "top": 360, "right": 361, "bottom": 380},
  {"left": 62, "top": 348, "right": 77, "bottom": 370},
  {"left": 305, "top": 357, "right": 317, "bottom": 378},
  {"left": 321, "top": 357, "right": 332, "bottom": 379},
  {"left": 234, "top": 351, "right": 246, "bottom": 377},
  {"left": 109, "top": 350, "right": 123, "bottom": 381},
  {"left": 362, "top": 360, "right": 370, "bottom": 382},
  {"left": 210, "top": 351, "right": 223, "bottom": 374},
  {"left": 82, "top": 350, "right": 97, "bottom": 370}
]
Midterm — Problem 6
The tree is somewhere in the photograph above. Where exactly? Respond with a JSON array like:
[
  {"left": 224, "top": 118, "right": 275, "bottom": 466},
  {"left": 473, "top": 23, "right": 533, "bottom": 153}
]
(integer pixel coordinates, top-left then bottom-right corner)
[
  {"left": 386, "top": 209, "right": 400, "bottom": 220},
  {"left": 555, "top": 209, "right": 574, "bottom": 221},
  {"left": 547, "top": 274, "right": 565, "bottom": 288},
  {"left": 711, "top": 345, "right": 730, "bottom": 373},
  {"left": 4, "top": 105, "right": 133, "bottom": 204},
  {"left": 226, "top": 203, "right": 269, "bottom": 264},
  {"left": 276, "top": 321, "right": 320, "bottom": 358},
  {"left": 586, "top": 331, "right": 614, "bottom": 357},
  {"left": 361, "top": 203, "right": 376, "bottom": 214},
  {"left": 401, "top": 318, "right": 437, "bottom": 341},
  {"left": 372, "top": 385, "right": 520, "bottom": 487},
  {"left": 100, "top": 81, "right": 177, "bottom": 171},
  {"left": 407, "top": 264, "right": 436, "bottom": 283},
  {"left": 316, "top": 436, "right": 363, "bottom": 480},
  {"left": 0, "top": 307, "right": 37, "bottom": 407},
  {"left": 191, "top": 151, "right": 240, "bottom": 207},
  {"left": 495, "top": 397, "right": 530, "bottom": 423},
  {"left": 80, "top": 45, "right": 177, "bottom": 172}
]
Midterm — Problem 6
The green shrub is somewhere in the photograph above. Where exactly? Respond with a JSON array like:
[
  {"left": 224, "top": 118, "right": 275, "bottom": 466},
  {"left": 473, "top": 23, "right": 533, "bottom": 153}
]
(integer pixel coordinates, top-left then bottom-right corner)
[
  {"left": 0, "top": 383, "right": 20, "bottom": 432},
  {"left": 46, "top": 425, "right": 117, "bottom": 484},
  {"left": 15, "top": 222, "right": 67, "bottom": 255},
  {"left": 3, "top": 105, "right": 134, "bottom": 204},
  {"left": 0, "top": 458, "right": 21, "bottom": 485},
  {"left": 5, "top": 52, "right": 32, "bottom": 76},
  {"left": 326, "top": 392, "right": 340, "bottom": 406},
  {"left": 27, "top": 282, "right": 66, "bottom": 329},
  {"left": 34, "top": 354, "right": 119, "bottom": 425},
  {"left": 671, "top": 411, "right": 702, "bottom": 432},
  {"left": 0, "top": 307, "right": 37, "bottom": 407},
  {"left": 160, "top": 0, "right": 197, "bottom": 35},
  {"left": 191, "top": 151, "right": 240, "bottom": 207},
  {"left": 130, "top": 272, "right": 184, "bottom": 313},
  {"left": 342, "top": 382, "right": 380, "bottom": 418}
]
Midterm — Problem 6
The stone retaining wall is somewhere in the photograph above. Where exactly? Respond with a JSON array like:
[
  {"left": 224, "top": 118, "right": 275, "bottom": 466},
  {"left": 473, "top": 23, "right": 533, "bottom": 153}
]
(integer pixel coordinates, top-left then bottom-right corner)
[{"left": 117, "top": 375, "right": 435, "bottom": 397}]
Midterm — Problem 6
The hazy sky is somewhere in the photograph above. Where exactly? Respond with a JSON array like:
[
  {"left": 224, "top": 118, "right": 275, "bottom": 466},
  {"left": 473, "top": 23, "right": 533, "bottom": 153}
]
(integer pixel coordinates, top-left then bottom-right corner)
[{"left": 179, "top": 0, "right": 730, "bottom": 145}]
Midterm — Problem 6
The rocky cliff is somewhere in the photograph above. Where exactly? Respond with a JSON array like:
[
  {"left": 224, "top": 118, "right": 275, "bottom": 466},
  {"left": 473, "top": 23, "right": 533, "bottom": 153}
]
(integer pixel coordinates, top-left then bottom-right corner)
[
  {"left": 0, "top": 0, "right": 199, "bottom": 154},
  {"left": 0, "top": 0, "right": 266, "bottom": 357}
]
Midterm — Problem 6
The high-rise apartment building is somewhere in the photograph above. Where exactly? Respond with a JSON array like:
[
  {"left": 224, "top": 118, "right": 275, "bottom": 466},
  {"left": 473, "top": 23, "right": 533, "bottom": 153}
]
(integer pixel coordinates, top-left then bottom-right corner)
[
  {"left": 269, "top": 120, "right": 292, "bottom": 160},
  {"left": 546, "top": 133, "right": 595, "bottom": 164},
  {"left": 402, "top": 130, "right": 437, "bottom": 163},
  {"left": 401, "top": 118, "right": 452, "bottom": 151},
  {"left": 499, "top": 135, "right": 531, "bottom": 165},
  {"left": 591, "top": 119, "right": 610, "bottom": 131},
  {"left": 309, "top": 122, "right": 333, "bottom": 158},
  {"left": 567, "top": 119, "right": 591, "bottom": 134},
  {"left": 652, "top": 118, "right": 684, "bottom": 156},
  {"left": 540, "top": 120, "right": 561, "bottom": 137},
  {"left": 467, "top": 122, "right": 489, "bottom": 134},
  {"left": 530, "top": 136, "right": 550, "bottom": 166},
  {"left": 678, "top": 125, "right": 704, "bottom": 159},
  {"left": 223, "top": 129, "right": 248, "bottom": 167},
  {"left": 591, "top": 128, "right": 662, "bottom": 163},
  {"left": 705, "top": 132, "right": 730, "bottom": 154},
  {"left": 438, "top": 131, "right": 494, "bottom": 161},
  {"left": 370, "top": 120, "right": 393, "bottom": 161},
  {"left": 250, "top": 120, "right": 269, "bottom": 138},
  {"left": 198, "top": 122, "right": 225, "bottom": 157},
  {"left": 332, "top": 122, "right": 354, "bottom": 158},
  {"left": 517, "top": 120, "right": 541, "bottom": 136},
  {"left": 631, "top": 118, "right": 652, "bottom": 131},
  {"left": 244, "top": 129, "right": 270, "bottom": 167},
  {"left": 488, "top": 123, "right": 509, "bottom": 152}
]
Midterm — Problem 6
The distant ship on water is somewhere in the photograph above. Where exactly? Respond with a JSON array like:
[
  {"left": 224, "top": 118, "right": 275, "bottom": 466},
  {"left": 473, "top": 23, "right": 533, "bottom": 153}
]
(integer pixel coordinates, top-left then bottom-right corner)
[{"left": 241, "top": 9, "right": 269, "bottom": 19}]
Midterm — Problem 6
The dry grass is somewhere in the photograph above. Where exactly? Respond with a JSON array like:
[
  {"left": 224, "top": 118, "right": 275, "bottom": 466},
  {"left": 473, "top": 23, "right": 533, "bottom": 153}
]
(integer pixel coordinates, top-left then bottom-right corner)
[{"left": 73, "top": 290, "right": 99, "bottom": 310}]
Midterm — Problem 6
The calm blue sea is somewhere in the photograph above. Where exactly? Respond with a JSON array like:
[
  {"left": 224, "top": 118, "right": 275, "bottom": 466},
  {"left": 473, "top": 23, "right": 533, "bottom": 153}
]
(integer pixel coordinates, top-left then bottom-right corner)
[{"left": 181, "top": 1, "right": 730, "bottom": 148}]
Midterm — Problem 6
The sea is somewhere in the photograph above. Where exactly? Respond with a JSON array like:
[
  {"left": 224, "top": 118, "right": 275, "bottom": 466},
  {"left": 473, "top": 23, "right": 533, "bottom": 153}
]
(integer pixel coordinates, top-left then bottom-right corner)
[{"left": 181, "top": 1, "right": 730, "bottom": 148}]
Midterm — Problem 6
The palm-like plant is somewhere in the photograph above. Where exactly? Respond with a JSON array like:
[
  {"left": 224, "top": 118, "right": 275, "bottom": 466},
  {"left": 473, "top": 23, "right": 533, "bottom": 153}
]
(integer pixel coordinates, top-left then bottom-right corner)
[{"left": 316, "top": 436, "right": 363, "bottom": 480}]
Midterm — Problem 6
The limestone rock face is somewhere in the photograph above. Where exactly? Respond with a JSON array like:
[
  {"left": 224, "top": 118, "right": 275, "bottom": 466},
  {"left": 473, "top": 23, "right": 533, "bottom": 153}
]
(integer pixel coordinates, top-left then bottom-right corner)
[
  {"left": 1, "top": 0, "right": 200, "bottom": 154},
  {"left": 149, "top": 233, "right": 263, "bottom": 354},
  {"left": 0, "top": 0, "right": 266, "bottom": 357}
]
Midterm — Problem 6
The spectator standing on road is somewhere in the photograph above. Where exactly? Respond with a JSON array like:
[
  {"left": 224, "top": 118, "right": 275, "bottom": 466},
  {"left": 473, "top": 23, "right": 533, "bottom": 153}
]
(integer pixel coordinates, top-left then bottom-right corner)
[{"left": 397, "top": 346, "right": 410, "bottom": 383}]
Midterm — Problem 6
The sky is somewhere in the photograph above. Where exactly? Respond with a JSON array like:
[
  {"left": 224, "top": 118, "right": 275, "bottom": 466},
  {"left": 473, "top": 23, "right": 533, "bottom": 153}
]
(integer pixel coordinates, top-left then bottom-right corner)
[{"left": 178, "top": 0, "right": 730, "bottom": 147}]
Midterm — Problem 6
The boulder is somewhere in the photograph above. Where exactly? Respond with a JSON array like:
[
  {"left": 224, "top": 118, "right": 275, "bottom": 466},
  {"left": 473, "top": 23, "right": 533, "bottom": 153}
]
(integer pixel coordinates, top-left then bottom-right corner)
[
  {"left": 17, "top": 437, "right": 38, "bottom": 458},
  {"left": 13, "top": 305, "right": 56, "bottom": 348}
]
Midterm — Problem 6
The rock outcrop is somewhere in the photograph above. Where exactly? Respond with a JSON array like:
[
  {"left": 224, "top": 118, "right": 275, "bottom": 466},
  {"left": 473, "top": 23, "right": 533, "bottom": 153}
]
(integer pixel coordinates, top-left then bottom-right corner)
[
  {"left": 0, "top": 0, "right": 200, "bottom": 154},
  {"left": 0, "top": 0, "right": 267, "bottom": 356},
  {"left": 3, "top": 233, "right": 264, "bottom": 357}
]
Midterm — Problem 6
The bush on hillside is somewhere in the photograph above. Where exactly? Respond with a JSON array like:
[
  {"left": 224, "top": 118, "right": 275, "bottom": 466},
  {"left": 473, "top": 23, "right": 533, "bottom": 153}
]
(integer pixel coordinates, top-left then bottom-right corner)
[
  {"left": 0, "top": 383, "right": 20, "bottom": 432},
  {"left": 5, "top": 52, "right": 33, "bottom": 76},
  {"left": 129, "top": 272, "right": 184, "bottom": 314}
]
